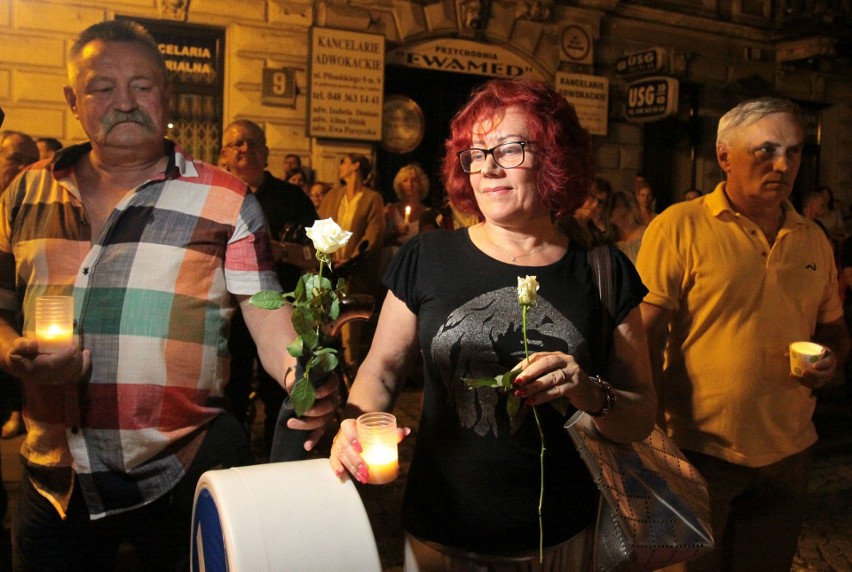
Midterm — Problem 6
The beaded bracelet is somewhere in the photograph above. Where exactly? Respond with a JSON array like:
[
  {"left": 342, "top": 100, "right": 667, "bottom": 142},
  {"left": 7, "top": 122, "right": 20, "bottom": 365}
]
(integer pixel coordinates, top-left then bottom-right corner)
[{"left": 586, "top": 375, "right": 617, "bottom": 418}]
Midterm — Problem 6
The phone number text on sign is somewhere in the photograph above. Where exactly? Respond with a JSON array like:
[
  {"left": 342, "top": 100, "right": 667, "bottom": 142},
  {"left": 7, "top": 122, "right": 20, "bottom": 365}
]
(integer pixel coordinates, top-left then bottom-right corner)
[{"left": 308, "top": 28, "right": 385, "bottom": 141}]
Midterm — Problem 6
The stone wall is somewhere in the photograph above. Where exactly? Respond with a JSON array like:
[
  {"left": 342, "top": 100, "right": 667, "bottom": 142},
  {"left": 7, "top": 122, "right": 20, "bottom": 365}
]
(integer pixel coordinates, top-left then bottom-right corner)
[{"left": 0, "top": 0, "right": 849, "bottom": 195}]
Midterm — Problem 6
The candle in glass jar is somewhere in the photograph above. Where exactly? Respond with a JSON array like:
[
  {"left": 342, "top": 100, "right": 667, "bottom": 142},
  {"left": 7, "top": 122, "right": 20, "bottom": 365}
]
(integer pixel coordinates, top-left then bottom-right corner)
[
  {"left": 356, "top": 412, "right": 399, "bottom": 485},
  {"left": 35, "top": 296, "right": 74, "bottom": 353},
  {"left": 404, "top": 206, "right": 411, "bottom": 224}
]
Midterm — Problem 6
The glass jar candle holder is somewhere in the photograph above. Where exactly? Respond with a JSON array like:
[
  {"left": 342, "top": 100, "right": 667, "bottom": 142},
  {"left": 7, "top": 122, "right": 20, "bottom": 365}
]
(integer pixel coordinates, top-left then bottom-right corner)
[
  {"left": 35, "top": 295, "right": 74, "bottom": 354},
  {"left": 356, "top": 412, "right": 399, "bottom": 485}
]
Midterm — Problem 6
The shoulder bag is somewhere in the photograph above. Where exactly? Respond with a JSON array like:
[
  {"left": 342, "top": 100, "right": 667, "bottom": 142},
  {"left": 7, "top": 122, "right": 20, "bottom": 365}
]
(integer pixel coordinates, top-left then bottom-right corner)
[{"left": 563, "top": 245, "right": 714, "bottom": 571}]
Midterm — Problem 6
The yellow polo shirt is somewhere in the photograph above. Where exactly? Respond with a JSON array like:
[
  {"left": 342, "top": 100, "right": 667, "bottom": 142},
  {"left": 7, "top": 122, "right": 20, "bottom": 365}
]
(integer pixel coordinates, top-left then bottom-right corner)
[{"left": 636, "top": 182, "right": 842, "bottom": 467}]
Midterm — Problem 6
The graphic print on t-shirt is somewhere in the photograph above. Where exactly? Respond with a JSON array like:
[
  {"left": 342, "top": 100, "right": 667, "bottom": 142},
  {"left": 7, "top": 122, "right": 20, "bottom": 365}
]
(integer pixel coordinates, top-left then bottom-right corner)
[{"left": 431, "top": 286, "right": 585, "bottom": 437}]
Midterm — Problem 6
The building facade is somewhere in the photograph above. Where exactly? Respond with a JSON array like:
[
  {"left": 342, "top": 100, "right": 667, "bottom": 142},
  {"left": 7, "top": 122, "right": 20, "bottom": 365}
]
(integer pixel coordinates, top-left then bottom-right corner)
[{"left": 0, "top": 0, "right": 849, "bottom": 208}]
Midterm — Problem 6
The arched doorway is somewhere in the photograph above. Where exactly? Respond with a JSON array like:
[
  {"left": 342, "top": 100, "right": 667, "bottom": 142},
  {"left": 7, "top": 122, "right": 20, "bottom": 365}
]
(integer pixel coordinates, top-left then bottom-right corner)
[{"left": 378, "top": 66, "right": 487, "bottom": 208}]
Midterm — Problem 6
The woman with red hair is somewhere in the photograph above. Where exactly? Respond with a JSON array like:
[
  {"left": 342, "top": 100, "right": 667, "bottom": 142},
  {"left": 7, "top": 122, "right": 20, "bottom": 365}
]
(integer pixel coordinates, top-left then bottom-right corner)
[{"left": 330, "top": 79, "right": 656, "bottom": 568}]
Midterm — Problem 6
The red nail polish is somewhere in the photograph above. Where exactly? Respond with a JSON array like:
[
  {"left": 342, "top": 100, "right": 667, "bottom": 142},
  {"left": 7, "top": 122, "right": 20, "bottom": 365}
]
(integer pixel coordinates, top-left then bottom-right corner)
[
  {"left": 352, "top": 439, "right": 362, "bottom": 453},
  {"left": 514, "top": 389, "right": 526, "bottom": 398}
]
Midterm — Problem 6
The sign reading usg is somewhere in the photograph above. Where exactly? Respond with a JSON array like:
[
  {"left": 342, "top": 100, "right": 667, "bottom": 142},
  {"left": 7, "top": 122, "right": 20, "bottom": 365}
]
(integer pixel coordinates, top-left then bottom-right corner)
[
  {"left": 615, "top": 48, "right": 668, "bottom": 77},
  {"left": 625, "top": 77, "right": 679, "bottom": 123}
]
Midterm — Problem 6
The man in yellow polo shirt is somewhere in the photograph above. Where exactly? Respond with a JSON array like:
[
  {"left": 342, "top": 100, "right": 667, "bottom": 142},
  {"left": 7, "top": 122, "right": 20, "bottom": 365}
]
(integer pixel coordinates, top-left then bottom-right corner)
[{"left": 637, "top": 97, "right": 849, "bottom": 571}]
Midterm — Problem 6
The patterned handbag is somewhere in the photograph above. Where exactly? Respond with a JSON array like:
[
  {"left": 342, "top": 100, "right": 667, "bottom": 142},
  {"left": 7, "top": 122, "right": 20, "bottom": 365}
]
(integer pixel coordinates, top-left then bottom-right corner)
[
  {"left": 566, "top": 245, "right": 714, "bottom": 571},
  {"left": 565, "top": 412, "right": 714, "bottom": 571}
]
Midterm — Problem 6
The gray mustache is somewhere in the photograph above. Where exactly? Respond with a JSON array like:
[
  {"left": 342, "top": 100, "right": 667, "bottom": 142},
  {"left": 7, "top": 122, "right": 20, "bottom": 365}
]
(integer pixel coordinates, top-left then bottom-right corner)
[{"left": 101, "top": 110, "right": 155, "bottom": 133}]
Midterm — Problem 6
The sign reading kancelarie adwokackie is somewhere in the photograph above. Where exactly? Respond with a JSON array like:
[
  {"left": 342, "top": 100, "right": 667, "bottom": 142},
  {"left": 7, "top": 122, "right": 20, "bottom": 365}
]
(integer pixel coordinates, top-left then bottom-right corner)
[
  {"left": 308, "top": 28, "right": 385, "bottom": 141},
  {"left": 555, "top": 72, "right": 609, "bottom": 136}
]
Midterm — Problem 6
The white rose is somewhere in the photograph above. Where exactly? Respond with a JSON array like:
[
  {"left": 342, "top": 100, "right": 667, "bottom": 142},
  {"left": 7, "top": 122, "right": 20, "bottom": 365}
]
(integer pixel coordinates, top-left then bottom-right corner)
[
  {"left": 305, "top": 218, "right": 353, "bottom": 254},
  {"left": 517, "top": 275, "right": 539, "bottom": 306}
]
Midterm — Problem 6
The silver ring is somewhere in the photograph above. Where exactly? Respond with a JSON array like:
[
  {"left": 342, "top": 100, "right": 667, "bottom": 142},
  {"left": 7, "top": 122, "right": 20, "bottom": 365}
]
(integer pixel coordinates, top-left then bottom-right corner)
[{"left": 557, "top": 369, "right": 567, "bottom": 384}]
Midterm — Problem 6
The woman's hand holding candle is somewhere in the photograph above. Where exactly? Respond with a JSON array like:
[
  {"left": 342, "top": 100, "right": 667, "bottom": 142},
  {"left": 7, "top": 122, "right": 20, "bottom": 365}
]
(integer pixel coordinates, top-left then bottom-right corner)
[{"left": 329, "top": 415, "right": 410, "bottom": 485}]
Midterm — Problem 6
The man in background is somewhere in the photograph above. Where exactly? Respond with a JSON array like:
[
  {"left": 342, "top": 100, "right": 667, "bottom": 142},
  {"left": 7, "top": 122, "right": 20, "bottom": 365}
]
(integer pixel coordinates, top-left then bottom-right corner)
[
  {"left": 35, "top": 137, "right": 63, "bottom": 162},
  {"left": 801, "top": 189, "right": 831, "bottom": 237},
  {"left": 637, "top": 97, "right": 849, "bottom": 571},
  {"left": 0, "top": 129, "right": 38, "bottom": 451},
  {"left": 219, "top": 119, "right": 318, "bottom": 456},
  {"left": 283, "top": 152, "right": 302, "bottom": 178},
  {"left": 0, "top": 131, "right": 39, "bottom": 190}
]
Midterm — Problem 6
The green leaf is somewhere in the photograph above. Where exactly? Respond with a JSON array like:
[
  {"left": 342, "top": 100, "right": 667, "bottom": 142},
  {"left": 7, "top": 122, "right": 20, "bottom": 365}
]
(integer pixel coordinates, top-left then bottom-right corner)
[
  {"left": 463, "top": 375, "right": 502, "bottom": 389},
  {"left": 290, "top": 376, "right": 317, "bottom": 417},
  {"left": 301, "top": 329, "right": 319, "bottom": 351},
  {"left": 293, "top": 276, "right": 308, "bottom": 302},
  {"left": 291, "top": 307, "right": 314, "bottom": 336},
  {"left": 311, "top": 351, "right": 339, "bottom": 376},
  {"left": 507, "top": 394, "right": 521, "bottom": 418},
  {"left": 249, "top": 290, "right": 285, "bottom": 310},
  {"left": 328, "top": 296, "right": 340, "bottom": 321},
  {"left": 500, "top": 367, "right": 522, "bottom": 390},
  {"left": 287, "top": 337, "right": 305, "bottom": 358}
]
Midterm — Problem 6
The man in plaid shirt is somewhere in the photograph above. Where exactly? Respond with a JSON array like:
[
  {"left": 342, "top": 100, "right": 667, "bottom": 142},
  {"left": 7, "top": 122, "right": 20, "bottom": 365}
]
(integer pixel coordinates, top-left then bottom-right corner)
[{"left": 0, "top": 20, "right": 338, "bottom": 569}]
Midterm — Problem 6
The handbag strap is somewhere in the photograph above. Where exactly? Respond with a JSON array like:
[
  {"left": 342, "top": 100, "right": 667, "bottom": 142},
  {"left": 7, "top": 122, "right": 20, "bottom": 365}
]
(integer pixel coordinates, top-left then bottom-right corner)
[{"left": 587, "top": 244, "right": 616, "bottom": 368}]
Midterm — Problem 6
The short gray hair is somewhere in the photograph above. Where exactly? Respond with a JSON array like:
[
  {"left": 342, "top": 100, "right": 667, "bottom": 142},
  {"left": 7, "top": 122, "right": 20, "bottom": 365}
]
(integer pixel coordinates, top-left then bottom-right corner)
[
  {"left": 717, "top": 97, "right": 803, "bottom": 147},
  {"left": 222, "top": 120, "right": 267, "bottom": 146},
  {"left": 68, "top": 20, "right": 167, "bottom": 85}
]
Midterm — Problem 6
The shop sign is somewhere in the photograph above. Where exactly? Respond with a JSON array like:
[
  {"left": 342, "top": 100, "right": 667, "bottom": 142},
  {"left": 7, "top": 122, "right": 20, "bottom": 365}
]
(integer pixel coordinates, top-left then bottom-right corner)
[
  {"left": 615, "top": 48, "right": 668, "bottom": 78},
  {"left": 119, "top": 17, "right": 224, "bottom": 92},
  {"left": 308, "top": 28, "right": 385, "bottom": 141},
  {"left": 386, "top": 39, "right": 543, "bottom": 81},
  {"left": 158, "top": 37, "right": 220, "bottom": 87},
  {"left": 625, "top": 76, "right": 679, "bottom": 123},
  {"left": 559, "top": 24, "right": 594, "bottom": 65},
  {"left": 262, "top": 68, "right": 296, "bottom": 108},
  {"left": 555, "top": 72, "right": 609, "bottom": 136}
]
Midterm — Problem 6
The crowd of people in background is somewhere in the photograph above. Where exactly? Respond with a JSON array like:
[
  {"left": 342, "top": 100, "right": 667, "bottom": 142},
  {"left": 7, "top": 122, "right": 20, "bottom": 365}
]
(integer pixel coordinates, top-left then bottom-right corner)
[{"left": 0, "top": 17, "right": 849, "bottom": 571}]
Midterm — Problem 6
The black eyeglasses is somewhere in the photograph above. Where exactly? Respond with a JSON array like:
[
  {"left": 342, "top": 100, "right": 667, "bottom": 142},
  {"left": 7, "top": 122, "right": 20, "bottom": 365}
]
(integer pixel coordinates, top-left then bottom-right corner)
[
  {"left": 223, "top": 139, "right": 263, "bottom": 151},
  {"left": 457, "top": 141, "right": 533, "bottom": 173}
]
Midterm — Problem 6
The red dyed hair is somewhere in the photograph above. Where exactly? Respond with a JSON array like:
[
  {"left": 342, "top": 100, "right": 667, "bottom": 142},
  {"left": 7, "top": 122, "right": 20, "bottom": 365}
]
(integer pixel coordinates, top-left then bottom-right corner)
[{"left": 441, "top": 79, "right": 593, "bottom": 220}]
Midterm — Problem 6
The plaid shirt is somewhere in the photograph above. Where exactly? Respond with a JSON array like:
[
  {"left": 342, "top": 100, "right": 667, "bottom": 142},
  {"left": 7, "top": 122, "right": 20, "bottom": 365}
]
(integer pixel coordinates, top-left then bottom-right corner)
[{"left": 0, "top": 141, "right": 279, "bottom": 519}]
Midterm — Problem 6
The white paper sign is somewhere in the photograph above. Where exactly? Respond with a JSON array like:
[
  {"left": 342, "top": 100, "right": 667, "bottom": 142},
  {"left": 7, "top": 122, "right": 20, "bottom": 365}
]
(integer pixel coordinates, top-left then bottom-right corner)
[
  {"left": 308, "top": 28, "right": 385, "bottom": 141},
  {"left": 555, "top": 72, "right": 609, "bottom": 136}
]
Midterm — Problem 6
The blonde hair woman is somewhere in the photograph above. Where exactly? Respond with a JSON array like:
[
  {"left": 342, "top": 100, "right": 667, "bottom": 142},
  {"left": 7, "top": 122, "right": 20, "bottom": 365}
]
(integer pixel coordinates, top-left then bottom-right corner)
[{"left": 385, "top": 163, "right": 430, "bottom": 247}]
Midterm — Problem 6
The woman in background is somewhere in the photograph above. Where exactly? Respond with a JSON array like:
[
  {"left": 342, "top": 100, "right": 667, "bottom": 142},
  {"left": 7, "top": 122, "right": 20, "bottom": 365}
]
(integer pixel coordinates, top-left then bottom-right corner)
[
  {"left": 817, "top": 185, "right": 847, "bottom": 243},
  {"left": 607, "top": 191, "right": 647, "bottom": 265},
  {"left": 318, "top": 154, "right": 386, "bottom": 369},
  {"left": 308, "top": 181, "right": 330, "bottom": 210},
  {"left": 636, "top": 184, "right": 657, "bottom": 225},
  {"left": 385, "top": 163, "right": 429, "bottom": 247}
]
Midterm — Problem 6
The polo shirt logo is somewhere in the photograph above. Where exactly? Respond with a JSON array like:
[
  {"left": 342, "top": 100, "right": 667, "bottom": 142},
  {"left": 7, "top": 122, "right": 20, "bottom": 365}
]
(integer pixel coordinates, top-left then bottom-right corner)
[{"left": 806, "top": 263, "right": 817, "bottom": 271}]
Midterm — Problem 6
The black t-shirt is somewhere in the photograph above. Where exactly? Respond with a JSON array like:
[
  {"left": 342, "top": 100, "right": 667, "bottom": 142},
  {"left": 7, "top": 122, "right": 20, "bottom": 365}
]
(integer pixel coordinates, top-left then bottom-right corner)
[
  {"left": 385, "top": 228, "right": 647, "bottom": 554},
  {"left": 253, "top": 172, "right": 318, "bottom": 291}
]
